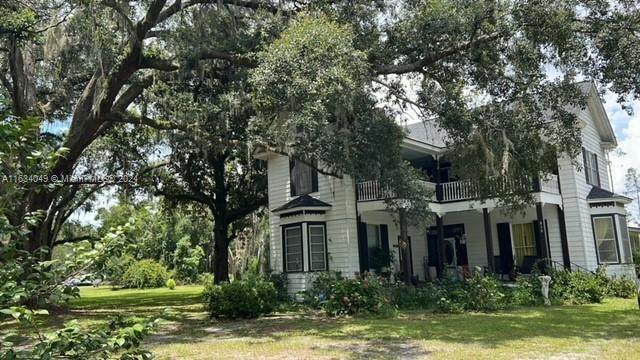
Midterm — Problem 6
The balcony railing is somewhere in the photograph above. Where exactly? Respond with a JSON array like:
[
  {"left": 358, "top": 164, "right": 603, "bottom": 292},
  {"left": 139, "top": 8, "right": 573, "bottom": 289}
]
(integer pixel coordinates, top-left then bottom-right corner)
[
  {"left": 356, "top": 180, "right": 394, "bottom": 202},
  {"left": 356, "top": 174, "right": 560, "bottom": 203},
  {"left": 540, "top": 175, "right": 560, "bottom": 194}
]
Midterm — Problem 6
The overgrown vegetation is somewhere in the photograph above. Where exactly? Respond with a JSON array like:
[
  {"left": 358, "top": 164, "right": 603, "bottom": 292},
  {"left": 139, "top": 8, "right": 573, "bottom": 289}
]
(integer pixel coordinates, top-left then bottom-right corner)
[{"left": 300, "top": 268, "right": 637, "bottom": 317}]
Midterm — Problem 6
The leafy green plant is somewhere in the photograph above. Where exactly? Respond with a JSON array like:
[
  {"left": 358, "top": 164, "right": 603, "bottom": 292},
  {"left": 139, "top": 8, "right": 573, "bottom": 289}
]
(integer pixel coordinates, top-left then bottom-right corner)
[
  {"left": 0, "top": 307, "right": 159, "bottom": 360},
  {"left": 121, "top": 259, "right": 169, "bottom": 289},
  {"left": 173, "top": 236, "right": 204, "bottom": 283},
  {"left": 304, "top": 271, "right": 344, "bottom": 308},
  {"left": 606, "top": 276, "right": 637, "bottom": 298},
  {"left": 464, "top": 273, "right": 511, "bottom": 311},
  {"left": 102, "top": 254, "right": 135, "bottom": 288},
  {"left": 267, "top": 272, "right": 289, "bottom": 302},
  {"left": 0, "top": 221, "right": 157, "bottom": 359},
  {"left": 166, "top": 279, "right": 176, "bottom": 290},
  {"left": 512, "top": 275, "right": 542, "bottom": 306},
  {"left": 390, "top": 273, "right": 513, "bottom": 313},
  {"left": 389, "top": 283, "right": 442, "bottom": 309},
  {"left": 550, "top": 270, "right": 606, "bottom": 305},
  {"left": 203, "top": 277, "right": 277, "bottom": 319},
  {"left": 307, "top": 273, "right": 393, "bottom": 317},
  {"left": 198, "top": 273, "right": 215, "bottom": 285}
]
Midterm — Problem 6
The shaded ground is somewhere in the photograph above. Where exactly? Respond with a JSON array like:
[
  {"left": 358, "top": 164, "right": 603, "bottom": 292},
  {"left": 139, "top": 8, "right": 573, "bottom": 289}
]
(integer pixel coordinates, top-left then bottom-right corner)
[{"left": 2, "top": 286, "right": 639, "bottom": 359}]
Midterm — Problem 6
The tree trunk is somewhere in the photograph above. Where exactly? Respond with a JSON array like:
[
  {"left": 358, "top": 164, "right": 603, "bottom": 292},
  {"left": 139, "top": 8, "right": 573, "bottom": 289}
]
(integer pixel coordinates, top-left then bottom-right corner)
[
  {"left": 212, "top": 154, "right": 230, "bottom": 283},
  {"left": 213, "top": 222, "right": 230, "bottom": 283}
]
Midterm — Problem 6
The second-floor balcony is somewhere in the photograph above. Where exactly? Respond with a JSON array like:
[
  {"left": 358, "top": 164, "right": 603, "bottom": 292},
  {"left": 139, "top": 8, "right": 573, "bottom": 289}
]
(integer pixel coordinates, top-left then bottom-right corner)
[{"left": 356, "top": 175, "right": 560, "bottom": 203}]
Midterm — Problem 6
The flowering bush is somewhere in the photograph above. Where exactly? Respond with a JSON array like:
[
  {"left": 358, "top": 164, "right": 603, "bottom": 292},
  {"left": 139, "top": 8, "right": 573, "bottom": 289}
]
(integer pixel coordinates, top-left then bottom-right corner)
[{"left": 307, "top": 272, "right": 394, "bottom": 316}]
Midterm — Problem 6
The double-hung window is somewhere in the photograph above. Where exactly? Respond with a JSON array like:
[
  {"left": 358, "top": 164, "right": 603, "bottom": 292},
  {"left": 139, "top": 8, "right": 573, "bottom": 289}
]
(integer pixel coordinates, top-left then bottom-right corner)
[
  {"left": 283, "top": 225, "right": 303, "bottom": 272},
  {"left": 583, "top": 148, "right": 600, "bottom": 186},
  {"left": 308, "top": 224, "right": 327, "bottom": 271},
  {"left": 593, "top": 216, "right": 619, "bottom": 264}
]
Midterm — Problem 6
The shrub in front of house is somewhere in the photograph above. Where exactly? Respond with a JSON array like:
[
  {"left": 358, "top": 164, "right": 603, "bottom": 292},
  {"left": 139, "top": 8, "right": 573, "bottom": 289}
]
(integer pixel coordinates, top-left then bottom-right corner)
[
  {"left": 306, "top": 272, "right": 394, "bottom": 316},
  {"left": 204, "top": 277, "right": 277, "bottom": 319},
  {"left": 304, "top": 271, "right": 344, "bottom": 308},
  {"left": 512, "top": 275, "right": 543, "bottom": 306},
  {"left": 121, "top": 259, "right": 169, "bottom": 289},
  {"left": 550, "top": 270, "right": 606, "bottom": 304},
  {"left": 322, "top": 276, "right": 392, "bottom": 316},
  {"left": 464, "top": 273, "right": 512, "bottom": 311},
  {"left": 267, "top": 272, "right": 289, "bottom": 302},
  {"left": 388, "top": 284, "right": 435, "bottom": 309},
  {"left": 605, "top": 276, "right": 638, "bottom": 298},
  {"left": 389, "top": 273, "right": 511, "bottom": 313}
]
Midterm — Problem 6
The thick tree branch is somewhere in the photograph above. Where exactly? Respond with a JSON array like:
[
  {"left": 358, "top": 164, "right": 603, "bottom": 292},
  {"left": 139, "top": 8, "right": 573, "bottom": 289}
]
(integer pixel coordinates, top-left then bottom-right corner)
[
  {"left": 140, "top": 55, "right": 179, "bottom": 71},
  {"left": 102, "top": 0, "right": 135, "bottom": 33},
  {"left": 113, "top": 75, "right": 154, "bottom": 112},
  {"left": 156, "top": 0, "right": 288, "bottom": 25},
  {"left": 136, "top": 0, "right": 167, "bottom": 40},
  {"left": 157, "top": 190, "right": 212, "bottom": 207},
  {"left": 375, "top": 32, "right": 500, "bottom": 75}
]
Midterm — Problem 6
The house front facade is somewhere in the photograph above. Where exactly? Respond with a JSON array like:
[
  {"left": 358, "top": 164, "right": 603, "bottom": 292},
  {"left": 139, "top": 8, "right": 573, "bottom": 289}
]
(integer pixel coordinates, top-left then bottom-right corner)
[{"left": 257, "top": 82, "right": 636, "bottom": 294}]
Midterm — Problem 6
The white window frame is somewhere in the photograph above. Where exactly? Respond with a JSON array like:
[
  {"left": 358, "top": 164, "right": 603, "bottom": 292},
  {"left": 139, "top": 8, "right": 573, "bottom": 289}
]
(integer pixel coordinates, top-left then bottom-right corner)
[
  {"left": 592, "top": 215, "right": 620, "bottom": 264},
  {"left": 583, "top": 149, "right": 600, "bottom": 186},
  {"left": 617, "top": 215, "right": 633, "bottom": 264},
  {"left": 308, "top": 224, "right": 327, "bottom": 272},
  {"left": 283, "top": 225, "right": 303, "bottom": 272}
]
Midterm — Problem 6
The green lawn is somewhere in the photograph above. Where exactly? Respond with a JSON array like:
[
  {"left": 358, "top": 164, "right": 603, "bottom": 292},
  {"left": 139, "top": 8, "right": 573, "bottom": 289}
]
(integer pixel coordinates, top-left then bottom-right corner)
[{"left": 3, "top": 286, "right": 639, "bottom": 359}]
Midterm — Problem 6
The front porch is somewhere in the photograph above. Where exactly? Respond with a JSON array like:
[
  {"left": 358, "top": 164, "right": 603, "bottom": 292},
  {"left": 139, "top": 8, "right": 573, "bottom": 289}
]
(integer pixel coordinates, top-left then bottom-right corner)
[{"left": 356, "top": 202, "right": 571, "bottom": 282}]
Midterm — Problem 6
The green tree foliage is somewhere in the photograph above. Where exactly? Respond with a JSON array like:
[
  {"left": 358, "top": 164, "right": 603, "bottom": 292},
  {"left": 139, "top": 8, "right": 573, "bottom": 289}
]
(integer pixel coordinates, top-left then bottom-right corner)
[
  {"left": 95, "top": 199, "right": 211, "bottom": 264},
  {"left": 1, "top": 309, "right": 159, "bottom": 360},
  {"left": 173, "top": 236, "right": 205, "bottom": 283},
  {"left": 5, "top": 0, "right": 640, "bottom": 282},
  {"left": 141, "top": 6, "right": 269, "bottom": 283}
]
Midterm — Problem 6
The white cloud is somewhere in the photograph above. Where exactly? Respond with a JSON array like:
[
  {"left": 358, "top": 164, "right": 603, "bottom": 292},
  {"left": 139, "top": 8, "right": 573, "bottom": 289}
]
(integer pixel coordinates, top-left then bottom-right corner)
[{"left": 604, "top": 94, "right": 640, "bottom": 225}]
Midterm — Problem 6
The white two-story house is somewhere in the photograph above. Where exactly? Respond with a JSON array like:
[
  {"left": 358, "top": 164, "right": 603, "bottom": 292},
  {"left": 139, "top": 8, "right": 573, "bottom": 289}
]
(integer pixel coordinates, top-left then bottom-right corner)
[{"left": 257, "top": 82, "right": 636, "bottom": 294}]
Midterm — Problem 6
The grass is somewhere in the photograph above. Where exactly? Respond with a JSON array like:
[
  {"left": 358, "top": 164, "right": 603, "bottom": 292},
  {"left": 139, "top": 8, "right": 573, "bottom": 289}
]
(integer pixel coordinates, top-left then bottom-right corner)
[{"left": 3, "top": 286, "right": 639, "bottom": 359}]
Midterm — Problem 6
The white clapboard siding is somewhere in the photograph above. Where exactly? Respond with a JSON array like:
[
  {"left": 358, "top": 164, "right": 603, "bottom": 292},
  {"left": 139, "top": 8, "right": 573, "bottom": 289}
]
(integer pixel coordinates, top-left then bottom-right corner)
[
  {"left": 556, "top": 104, "right": 610, "bottom": 271},
  {"left": 267, "top": 154, "right": 360, "bottom": 294}
]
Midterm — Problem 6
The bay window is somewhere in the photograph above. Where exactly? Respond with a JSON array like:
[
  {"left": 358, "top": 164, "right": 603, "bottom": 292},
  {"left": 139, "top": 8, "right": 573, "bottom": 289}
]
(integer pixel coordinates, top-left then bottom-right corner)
[{"left": 282, "top": 222, "right": 328, "bottom": 273}]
